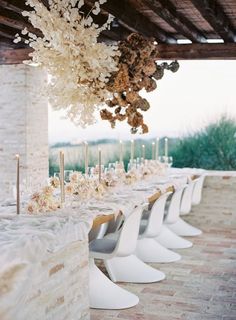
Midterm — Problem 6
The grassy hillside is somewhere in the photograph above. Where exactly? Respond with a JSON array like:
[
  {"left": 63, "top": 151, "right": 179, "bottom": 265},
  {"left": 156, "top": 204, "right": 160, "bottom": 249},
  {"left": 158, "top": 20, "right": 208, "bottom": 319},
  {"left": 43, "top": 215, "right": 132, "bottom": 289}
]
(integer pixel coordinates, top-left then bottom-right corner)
[
  {"left": 49, "top": 116, "right": 236, "bottom": 175},
  {"left": 171, "top": 116, "right": 236, "bottom": 170}
]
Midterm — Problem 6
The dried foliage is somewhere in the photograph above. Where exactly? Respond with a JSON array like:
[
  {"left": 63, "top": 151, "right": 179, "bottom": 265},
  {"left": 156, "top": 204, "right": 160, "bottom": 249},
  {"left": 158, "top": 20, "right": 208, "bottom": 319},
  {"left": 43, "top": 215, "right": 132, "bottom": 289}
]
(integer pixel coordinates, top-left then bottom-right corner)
[
  {"left": 16, "top": 1, "right": 179, "bottom": 134},
  {"left": 15, "top": 0, "right": 119, "bottom": 127},
  {"left": 100, "top": 33, "right": 179, "bottom": 134}
]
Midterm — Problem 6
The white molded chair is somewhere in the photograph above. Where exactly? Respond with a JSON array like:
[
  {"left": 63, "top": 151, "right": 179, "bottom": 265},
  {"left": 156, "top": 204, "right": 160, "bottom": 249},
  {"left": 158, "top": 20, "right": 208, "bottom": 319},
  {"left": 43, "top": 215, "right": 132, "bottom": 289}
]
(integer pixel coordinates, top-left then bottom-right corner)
[
  {"left": 136, "top": 192, "right": 181, "bottom": 263},
  {"left": 192, "top": 175, "right": 206, "bottom": 206},
  {"left": 89, "top": 222, "right": 109, "bottom": 242},
  {"left": 156, "top": 185, "right": 193, "bottom": 249},
  {"left": 180, "top": 179, "right": 197, "bottom": 215},
  {"left": 89, "top": 205, "right": 163, "bottom": 309},
  {"left": 167, "top": 180, "right": 202, "bottom": 237},
  {"left": 101, "top": 207, "right": 166, "bottom": 284}
]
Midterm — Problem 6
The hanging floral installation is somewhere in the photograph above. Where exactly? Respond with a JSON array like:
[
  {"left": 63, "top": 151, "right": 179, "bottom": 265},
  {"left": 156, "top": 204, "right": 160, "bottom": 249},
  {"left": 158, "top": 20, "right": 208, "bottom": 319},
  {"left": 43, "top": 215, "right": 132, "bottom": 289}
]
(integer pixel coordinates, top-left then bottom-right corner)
[
  {"left": 15, "top": 0, "right": 179, "bottom": 133},
  {"left": 15, "top": 0, "right": 119, "bottom": 127},
  {"left": 100, "top": 33, "right": 179, "bottom": 134}
]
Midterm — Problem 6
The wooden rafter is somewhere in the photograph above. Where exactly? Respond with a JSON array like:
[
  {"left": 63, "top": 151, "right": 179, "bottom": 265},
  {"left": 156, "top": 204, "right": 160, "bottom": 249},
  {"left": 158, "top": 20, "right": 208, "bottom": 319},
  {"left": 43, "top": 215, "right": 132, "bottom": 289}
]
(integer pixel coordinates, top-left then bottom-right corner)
[
  {"left": 102, "top": 27, "right": 129, "bottom": 42},
  {"left": 142, "top": 0, "right": 207, "bottom": 43},
  {"left": 85, "top": 0, "right": 176, "bottom": 43},
  {"left": 1, "top": 43, "right": 236, "bottom": 64},
  {"left": 0, "top": 28, "right": 15, "bottom": 40},
  {"left": 157, "top": 43, "right": 236, "bottom": 60},
  {"left": 0, "top": 47, "right": 32, "bottom": 64},
  {"left": 191, "top": 0, "right": 236, "bottom": 43},
  {"left": 0, "top": 0, "right": 23, "bottom": 15},
  {"left": 0, "top": 14, "right": 39, "bottom": 35}
]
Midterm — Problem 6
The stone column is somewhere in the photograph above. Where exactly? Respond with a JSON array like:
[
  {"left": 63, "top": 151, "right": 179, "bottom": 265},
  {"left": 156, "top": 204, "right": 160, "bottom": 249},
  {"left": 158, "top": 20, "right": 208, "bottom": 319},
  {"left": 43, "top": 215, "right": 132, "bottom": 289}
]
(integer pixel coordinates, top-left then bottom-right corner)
[{"left": 0, "top": 64, "right": 48, "bottom": 202}]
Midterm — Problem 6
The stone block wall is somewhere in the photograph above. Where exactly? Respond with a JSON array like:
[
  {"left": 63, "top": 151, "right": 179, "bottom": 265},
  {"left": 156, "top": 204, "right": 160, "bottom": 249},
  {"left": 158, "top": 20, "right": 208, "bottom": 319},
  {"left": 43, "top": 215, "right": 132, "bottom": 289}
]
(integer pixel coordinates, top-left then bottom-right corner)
[
  {"left": 202, "top": 174, "right": 236, "bottom": 210},
  {"left": 0, "top": 240, "right": 90, "bottom": 320},
  {"left": 0, "top": 64, "right": 48, "bottom": 201}
]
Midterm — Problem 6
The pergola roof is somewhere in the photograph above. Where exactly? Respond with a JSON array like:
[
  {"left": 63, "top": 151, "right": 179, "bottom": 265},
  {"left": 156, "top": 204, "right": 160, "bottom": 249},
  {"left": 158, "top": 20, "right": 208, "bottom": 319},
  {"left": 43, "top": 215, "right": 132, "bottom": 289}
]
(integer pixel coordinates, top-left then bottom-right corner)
[{"left": 0, "top": 0, "right": 236, "bottom": 63}]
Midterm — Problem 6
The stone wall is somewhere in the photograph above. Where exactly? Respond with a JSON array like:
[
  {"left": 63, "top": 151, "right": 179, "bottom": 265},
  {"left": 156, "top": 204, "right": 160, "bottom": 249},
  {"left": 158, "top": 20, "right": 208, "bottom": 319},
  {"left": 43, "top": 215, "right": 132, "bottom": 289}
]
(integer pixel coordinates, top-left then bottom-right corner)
[
  {"left": 0, "top": 240, "right": 89, "bottom": 320},
  {"left": 202, "top": 174, "right": 236, "bottom": 211},
  {"left": 0, "top": 64, "right": 48, "bottom": 202}
]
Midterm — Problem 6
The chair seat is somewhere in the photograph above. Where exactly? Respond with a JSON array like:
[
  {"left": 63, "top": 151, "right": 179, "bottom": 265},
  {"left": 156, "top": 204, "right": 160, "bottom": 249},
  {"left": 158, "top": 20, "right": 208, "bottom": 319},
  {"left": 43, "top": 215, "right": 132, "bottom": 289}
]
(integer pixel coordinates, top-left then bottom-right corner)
[{"left": 90, "top": 239, "right": 117, "bottom": 257}]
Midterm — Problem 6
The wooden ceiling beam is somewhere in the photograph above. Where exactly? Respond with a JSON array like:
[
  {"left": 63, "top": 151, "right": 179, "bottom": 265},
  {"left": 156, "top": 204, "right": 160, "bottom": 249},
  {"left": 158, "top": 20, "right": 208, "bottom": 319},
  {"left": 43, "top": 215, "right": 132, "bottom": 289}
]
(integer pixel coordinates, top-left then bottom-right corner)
[
  {"left": 0, "top": 23, "right": 29, "bottom": 43},
  {"left": 157, "top": 43, "right": 236, "bottom": 59},
  {"left": 85, "top": 0, "right": 176, "bottom": 43},
  {"left": 0, "top": 28, "right": 15, "bottom": 40},
  {"left": 0, "top": 14, "right": 38, "bottom": 35},
  {"left": 191, "top": 0, "right": 236, "bottom": 43},
  {"left": 0, "top": 0, "right": 24, "bottom": 14},
  {"left": 0, "top": 47, "right": 33, "bottom": 64},
  {"left": 101, "top": 28, "right": 128, "bottom": 42},
  {"left": 143, "top": 0, "right": 207, "bottom": 43},
  {"left": 0, "top": 36, "right": 26, "bottom": 50},
  {"left": 1, "top": 43, "right": 236, "bottom": 65}
]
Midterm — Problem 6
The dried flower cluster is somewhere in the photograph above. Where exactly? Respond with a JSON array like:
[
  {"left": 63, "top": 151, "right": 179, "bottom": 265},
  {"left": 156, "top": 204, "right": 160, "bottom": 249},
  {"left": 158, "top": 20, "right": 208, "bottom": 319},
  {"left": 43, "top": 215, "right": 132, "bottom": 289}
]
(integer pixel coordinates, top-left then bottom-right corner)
[
  {"left": 15, "top": 0, "right": 119, "bottom": 126},
  {"left": 26, "top": 182, "right": 61, "bottom": 214},
  {"left": 65, "top": 172, "right": 106, "bottom": 200},
  {"left": 124, "top": 169, "right": 139, "bottom": 185},
  {"left": 100, "top": 33, "right": 179, "bottom": 134}
]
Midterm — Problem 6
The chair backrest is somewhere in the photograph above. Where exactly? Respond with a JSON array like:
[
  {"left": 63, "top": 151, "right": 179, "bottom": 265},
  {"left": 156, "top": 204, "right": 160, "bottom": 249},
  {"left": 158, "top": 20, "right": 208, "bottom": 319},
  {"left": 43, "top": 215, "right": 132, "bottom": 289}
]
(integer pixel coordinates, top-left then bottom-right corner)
[
  {"left": 88, "top": 223, "right": 109, "bottom": 242},
  {"left": 180, "top": 180, "right": 197, "bottom": 215},
  {"left": 165, "top": 185, "right": 187, "bottom": 224},
  {"left": 192, "top": 175, "right": 206, "bottom": 205},
  {"left": 105, "top": 213, "right": 124, "bottom": 235},
  {"left": 114, "top": 205, "right": 144, "bottom": 257},
  {"left": 143, "top": 192, "right": 172, "bottom": 238}
]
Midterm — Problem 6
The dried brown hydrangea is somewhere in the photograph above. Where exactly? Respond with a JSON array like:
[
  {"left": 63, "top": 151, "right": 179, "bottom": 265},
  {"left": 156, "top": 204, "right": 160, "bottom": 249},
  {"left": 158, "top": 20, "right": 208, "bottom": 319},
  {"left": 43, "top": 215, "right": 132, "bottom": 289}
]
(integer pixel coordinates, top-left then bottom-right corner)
[{"left": 100, "top": 33, "right": 179, "bottom": 134}]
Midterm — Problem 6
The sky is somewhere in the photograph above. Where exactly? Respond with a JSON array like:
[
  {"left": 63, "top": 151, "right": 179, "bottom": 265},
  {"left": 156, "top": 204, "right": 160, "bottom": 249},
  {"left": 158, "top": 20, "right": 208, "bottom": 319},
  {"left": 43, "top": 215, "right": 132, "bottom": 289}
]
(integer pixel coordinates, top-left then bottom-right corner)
[{"left": 48, "top": 60, "right": 236, "bottom": 144}]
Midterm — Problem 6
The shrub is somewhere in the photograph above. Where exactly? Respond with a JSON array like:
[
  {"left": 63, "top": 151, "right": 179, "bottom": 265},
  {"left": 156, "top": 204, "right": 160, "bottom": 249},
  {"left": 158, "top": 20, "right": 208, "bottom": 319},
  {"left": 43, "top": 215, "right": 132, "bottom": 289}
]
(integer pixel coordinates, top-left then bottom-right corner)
[{"left": 172, "top": 116, "right": 236, "bottom": 170}]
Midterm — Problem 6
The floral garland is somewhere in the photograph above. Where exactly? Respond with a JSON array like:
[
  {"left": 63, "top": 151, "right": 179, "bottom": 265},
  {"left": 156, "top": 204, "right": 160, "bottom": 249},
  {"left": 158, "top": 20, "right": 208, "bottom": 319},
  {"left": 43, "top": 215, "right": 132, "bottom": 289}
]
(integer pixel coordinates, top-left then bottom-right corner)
[
  {"left": 100, "top": 33, "right": 179, "bottom": 133},
  {"left": 26, "top": 160, "right": 169, "bottom": 215},
  {"left": 15, "top": 0, "right": 119, "bottom": 127}
]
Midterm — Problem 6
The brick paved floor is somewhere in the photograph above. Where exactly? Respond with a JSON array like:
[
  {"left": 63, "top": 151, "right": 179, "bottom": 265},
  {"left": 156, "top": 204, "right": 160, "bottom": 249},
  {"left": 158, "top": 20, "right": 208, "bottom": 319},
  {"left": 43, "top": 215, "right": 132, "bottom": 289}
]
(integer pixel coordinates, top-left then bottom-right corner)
[{"left": 91, "top": 176, "right": 236, "bottom": 320}]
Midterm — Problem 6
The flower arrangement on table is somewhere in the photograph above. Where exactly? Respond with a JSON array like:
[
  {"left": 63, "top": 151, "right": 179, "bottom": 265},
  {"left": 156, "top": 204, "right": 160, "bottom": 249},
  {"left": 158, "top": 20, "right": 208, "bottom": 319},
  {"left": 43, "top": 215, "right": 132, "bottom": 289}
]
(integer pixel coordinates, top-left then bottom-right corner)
[
  {"left": 25, "top": 159, "right": 172, "bottom": 215},
  {"left": 65, "top": 172, "right": 106, "bottom": 201},
  {"left": 16, "top": 0, "right": 179, "bottom": 134},
  {"left": 101, "top": 172, "right": 118, "bottom": 187},
  {"left": 124, "top": 169, "right": 139, "bottom": 185},
  {"left": 26, "top": 180, "right": 61, "bottom": 214},
  {"left": 26, "top": 172, "right": 107, "bottom": 214}
]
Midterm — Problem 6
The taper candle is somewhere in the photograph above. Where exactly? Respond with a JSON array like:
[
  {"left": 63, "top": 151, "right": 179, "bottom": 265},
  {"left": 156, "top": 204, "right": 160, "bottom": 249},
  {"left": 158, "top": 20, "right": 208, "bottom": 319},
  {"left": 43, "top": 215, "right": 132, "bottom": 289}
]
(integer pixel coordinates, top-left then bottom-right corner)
[
  {"left": 142, "top": 144, "right": 145, "bottom": 161},
  {"left": 130, "top": 139, "right": 134, "bottom": 163},
  {"left": 16, "top": 154, "right": 20, "bottom": 215},
  {"left": 165, "top": 137, "right": 168, "bottom": 159},
  {"left": 119, "top": 140, "right": 123, "bottom": 164},
  {"left": 155, "top": 137, "right": 159, "bottom": 160},
  {"left": 98, "top": 148, "right": 102, "bottom": 183},
  {"left": 59, "top": 151, "right": 65, "bottom": 204},
  {"left": 152, "top": 142, "right": 155, "bottom": 160},
  {"left": 84, "top": 141, "right": 89, "bottom": 175}
]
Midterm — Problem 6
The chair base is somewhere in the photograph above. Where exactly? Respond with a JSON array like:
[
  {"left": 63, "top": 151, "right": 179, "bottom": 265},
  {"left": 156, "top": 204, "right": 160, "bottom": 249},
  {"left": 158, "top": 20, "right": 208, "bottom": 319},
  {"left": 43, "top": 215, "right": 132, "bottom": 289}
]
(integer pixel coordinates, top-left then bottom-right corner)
[
  {"left": 156, "top": 224, "right": 193, "bottom": 249},
  {"left": 167, "top": 217, "right": 202, "bottom": 236},
  {"left": 136, "top": 238, "right": 181, "bottom": 263},
  {"left": 105, "top": 254, "right": 165, "bottom": 283},
  {"left": 180, "top": 210, "right": 190, "bottom": 216},
  {"left": 89, "top": 259, "right": 139, "bottom": 309}
]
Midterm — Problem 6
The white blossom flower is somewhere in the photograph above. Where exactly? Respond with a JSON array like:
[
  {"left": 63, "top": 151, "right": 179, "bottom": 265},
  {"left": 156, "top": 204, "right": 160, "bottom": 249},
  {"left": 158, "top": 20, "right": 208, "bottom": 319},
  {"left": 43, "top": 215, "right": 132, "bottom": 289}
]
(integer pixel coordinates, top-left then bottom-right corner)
[{"left": 17, "top": 0, "right": 120, "bottom": 127}]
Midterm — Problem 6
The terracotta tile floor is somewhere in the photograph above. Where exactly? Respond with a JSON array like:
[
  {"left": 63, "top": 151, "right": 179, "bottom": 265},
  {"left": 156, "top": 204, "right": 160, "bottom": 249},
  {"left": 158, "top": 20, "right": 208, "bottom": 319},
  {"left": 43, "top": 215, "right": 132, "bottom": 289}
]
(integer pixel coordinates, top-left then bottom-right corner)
[{"left": 91, "top": 178, "right": 236, "bottom": 320}]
